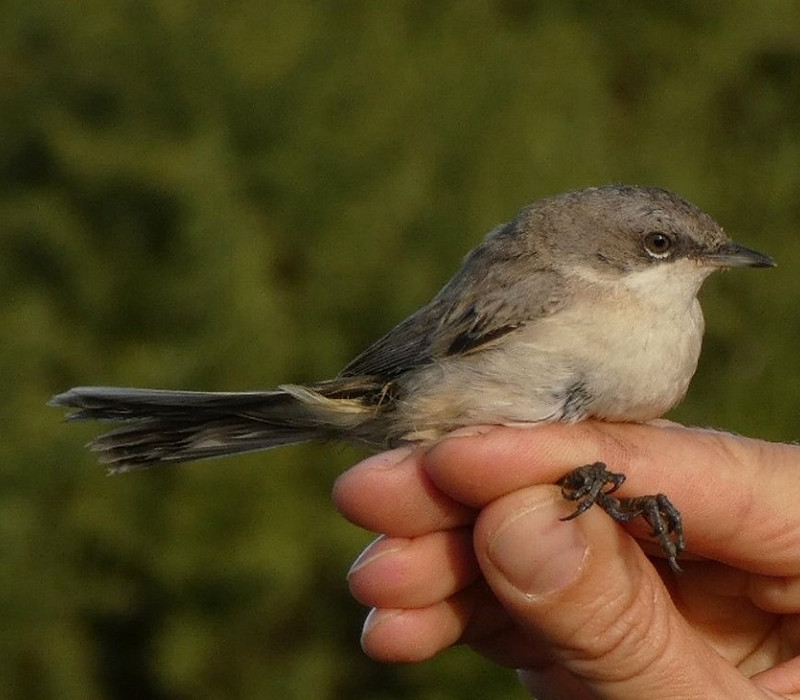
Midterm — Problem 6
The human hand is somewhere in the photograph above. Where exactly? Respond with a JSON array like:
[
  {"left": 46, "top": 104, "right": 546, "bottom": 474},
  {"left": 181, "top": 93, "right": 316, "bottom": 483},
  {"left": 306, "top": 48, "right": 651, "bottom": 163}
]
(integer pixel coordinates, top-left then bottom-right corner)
[{"left": 333, "top": 421, "right": 800, "bottom": 699}]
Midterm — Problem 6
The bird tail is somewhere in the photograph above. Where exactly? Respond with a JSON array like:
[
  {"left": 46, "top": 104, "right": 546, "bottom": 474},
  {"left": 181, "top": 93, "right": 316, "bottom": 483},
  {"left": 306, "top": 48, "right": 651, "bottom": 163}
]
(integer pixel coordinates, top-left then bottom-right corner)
[{"left": 49, "top": 378, "right": 389, "bottom": 473}]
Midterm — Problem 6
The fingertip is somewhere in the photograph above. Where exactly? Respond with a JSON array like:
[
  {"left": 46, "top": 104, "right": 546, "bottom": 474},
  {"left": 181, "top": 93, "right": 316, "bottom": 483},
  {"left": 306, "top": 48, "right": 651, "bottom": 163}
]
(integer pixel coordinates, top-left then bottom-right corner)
[
  {"left": 333, "top": 448, "right": 414, "bottom": 514},
  {"left": 333, "top": 447, "right": 475, "bottom": 536},
  {"left": 476, "top": 488, "right": 589, "bottom": 597},
  {"left": 360, "top": 599, "right": 469, "bottom": 663},
  {"left": 474, "top": 484, "right": 664, "bottom": 601}
]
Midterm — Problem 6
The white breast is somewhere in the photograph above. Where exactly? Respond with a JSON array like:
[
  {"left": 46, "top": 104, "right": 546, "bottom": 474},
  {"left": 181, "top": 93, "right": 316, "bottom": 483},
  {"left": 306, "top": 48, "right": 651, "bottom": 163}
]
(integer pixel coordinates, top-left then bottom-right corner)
[{"left": 395, "top": 259, "right": 710, "bottom": 439}]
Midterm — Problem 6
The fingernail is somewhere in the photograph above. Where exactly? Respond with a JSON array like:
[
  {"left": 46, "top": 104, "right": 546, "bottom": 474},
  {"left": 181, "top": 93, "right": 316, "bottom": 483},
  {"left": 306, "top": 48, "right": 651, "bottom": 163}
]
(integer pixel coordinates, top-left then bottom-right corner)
[
  {"left": 354, "top": 447, "right": 413, "bottom": 471},
  {"left": 361, "top": 608, "right": 401, "bottom": 641},
  {"left": 347, "top": 539, "right": 404, "bottom": 577},
  {"left": 487, "top": 497, "right": 586, "bottom": 596}
]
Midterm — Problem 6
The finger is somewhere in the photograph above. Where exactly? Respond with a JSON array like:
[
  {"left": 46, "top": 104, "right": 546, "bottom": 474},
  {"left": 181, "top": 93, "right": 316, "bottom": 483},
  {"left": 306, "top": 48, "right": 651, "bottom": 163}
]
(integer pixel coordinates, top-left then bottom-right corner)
[
  {"left": 473, "top": 484, "right": 762, "bottom": 699},
  {"left": 359, "top": 579, "right": 554, "bottom": 668},
  {"left": 424, "top": 421, "right": 742, "bottom": 507},
  {"left": 347, "top": 529, "right": 479, "bottom": 609},
  {"left": 332, "top": 447, "right": 475, "bottom": 537},
  {"left": 424, "top": 422, "right": 800, "bottom": 575},
  {"left": 684, "top": 564, "right": 800, "bottom": 630},
  {"left": 664, "top": 561, "right": 790, "bottom": 675},
  {"left": 751, "top": 648, "right": 800, "bottom": 696},
  {"left": 749, "top": 574, "right": 800, "bottom": 615},
  {"left": 360, "top": 590, "right": 474, "bottom": 663}
]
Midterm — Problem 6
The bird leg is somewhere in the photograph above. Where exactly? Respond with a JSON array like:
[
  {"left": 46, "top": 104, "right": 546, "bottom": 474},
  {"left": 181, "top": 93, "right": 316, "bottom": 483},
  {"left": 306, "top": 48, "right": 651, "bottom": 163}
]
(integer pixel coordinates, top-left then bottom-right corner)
[{"left": 558, "top": 462, "right": 685, "bottom": 573}]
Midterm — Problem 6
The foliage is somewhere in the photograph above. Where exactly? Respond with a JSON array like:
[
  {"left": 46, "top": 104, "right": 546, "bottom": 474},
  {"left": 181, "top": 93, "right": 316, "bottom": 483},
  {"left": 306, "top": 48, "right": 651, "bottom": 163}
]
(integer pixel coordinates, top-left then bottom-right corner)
[{"left": 2, "top": 1, "right": 800, "bottom": 697}]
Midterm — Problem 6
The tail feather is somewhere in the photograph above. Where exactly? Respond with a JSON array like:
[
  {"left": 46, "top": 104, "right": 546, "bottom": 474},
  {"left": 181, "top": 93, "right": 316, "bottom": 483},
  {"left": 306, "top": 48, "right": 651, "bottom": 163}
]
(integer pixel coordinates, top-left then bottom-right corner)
[
  {"left": 89, "top": 419, "right": 320, "bottom": 474},
  {"left": 50, "top": 380, "right": 387, "bottom": 473},
  {"left": 49, "top": 386, "right": 294, "bottom": 422}
]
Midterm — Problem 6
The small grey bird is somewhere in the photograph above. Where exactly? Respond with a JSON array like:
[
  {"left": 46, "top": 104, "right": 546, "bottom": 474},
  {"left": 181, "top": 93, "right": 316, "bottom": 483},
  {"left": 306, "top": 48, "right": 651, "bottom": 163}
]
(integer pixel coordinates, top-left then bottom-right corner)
[{"left": 51, "top": 185, "right": 774, "bottom": 570}]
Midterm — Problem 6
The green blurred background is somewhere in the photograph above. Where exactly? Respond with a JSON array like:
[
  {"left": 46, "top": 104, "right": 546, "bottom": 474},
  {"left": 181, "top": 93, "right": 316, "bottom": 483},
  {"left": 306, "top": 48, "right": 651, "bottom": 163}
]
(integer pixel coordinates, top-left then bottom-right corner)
[{"left": 3, "top": 1, "right": 800, "bottom": 698}]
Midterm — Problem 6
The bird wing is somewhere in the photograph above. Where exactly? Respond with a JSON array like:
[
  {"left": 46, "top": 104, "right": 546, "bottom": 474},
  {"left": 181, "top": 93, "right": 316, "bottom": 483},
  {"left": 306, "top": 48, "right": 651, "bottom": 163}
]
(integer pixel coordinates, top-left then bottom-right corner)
[{"left": 340, "top": 262, "right": 567, "bottom": 380}]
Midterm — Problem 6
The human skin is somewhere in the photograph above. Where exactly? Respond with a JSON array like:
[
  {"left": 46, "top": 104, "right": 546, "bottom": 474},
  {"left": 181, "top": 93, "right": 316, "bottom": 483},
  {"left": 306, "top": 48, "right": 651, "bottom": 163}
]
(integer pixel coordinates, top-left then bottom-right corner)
[{"left": 333, "top": 421, "right": 800, "bottom": 699}]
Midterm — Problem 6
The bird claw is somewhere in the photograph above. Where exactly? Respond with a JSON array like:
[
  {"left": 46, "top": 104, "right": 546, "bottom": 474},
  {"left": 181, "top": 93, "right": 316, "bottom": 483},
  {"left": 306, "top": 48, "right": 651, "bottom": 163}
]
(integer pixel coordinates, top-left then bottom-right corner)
[{"left": 558, "top": 462, "right": 684, "bottom": 573}]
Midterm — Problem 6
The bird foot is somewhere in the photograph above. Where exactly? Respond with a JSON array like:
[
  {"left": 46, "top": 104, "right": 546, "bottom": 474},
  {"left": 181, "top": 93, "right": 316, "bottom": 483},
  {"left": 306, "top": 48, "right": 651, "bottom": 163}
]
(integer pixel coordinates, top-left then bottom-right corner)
[{"left": 558, "top": 462, "right": 685, "bottom": 573}]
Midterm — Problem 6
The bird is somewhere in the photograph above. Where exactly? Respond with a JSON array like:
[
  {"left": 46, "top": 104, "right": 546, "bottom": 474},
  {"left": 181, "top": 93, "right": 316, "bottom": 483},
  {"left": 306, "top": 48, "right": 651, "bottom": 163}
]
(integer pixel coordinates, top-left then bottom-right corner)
[{"left": 51, "top": 185, "right": 775, "bottom": 570}]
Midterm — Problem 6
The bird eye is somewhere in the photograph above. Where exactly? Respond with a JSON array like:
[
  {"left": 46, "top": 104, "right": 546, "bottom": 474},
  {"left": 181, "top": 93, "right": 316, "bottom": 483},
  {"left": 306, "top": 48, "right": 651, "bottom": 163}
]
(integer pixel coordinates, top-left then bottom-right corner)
[{"left": 643, "top": 231, "right": 673, "bottom": 259}]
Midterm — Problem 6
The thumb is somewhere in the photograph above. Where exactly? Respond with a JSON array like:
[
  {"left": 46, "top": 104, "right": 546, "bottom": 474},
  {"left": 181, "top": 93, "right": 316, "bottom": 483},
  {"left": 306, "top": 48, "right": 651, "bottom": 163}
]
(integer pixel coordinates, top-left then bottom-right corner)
[{"left": 473, "top": 486, "right": 755, "bottom": 700}]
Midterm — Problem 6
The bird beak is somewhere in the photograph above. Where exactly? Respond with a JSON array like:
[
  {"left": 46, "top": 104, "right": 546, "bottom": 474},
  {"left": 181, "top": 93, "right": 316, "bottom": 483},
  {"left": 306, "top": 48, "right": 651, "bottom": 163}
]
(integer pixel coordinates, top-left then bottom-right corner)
[{"left": 703, "top": 241, "right": 776, "bottom": 268}]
